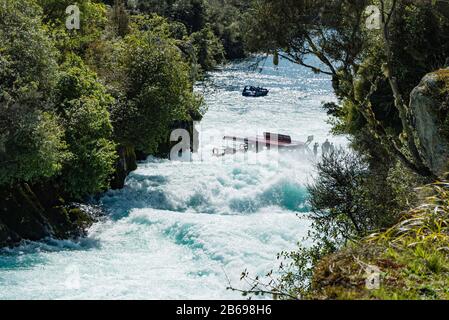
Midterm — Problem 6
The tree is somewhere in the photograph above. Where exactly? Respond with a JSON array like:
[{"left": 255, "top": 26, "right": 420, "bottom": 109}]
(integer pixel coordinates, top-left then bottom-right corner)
[
  {"left": 130, "top": 0, "right": 248, "bottom": 61},
  {"left": 111, "top": 0, "right": 130, "bottom": 37},
  {"left": 54, "top": 55, "right": 117, "bottom": 199},
  {"left": 0, "top": 0, "right": 67, "bottom": 186},
  {"left": 190, "top": 25, "right": 225, "bottom": 70},
  {"left": 110, "top": 30, "right": 203, "bottom": 154},
  {"left": 308, "top": 148, "right": 411, "bottom": 239},
  {"left": 205, "top": 0, "right": 248, "bottom": 59},
  {"left": 38, "top": 0, "right": 109, "bottom": 56},
  {"left": 171, "top": 0, "right": 206, "bottom": 32},
  {"left": 245, "top": 0, "right": 449, "bottom": 178}
]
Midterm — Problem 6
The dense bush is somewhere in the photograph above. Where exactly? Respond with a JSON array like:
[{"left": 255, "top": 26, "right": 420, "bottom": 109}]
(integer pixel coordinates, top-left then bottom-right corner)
[
  {"left": 128, "top": 0, "right": 247, "bottom": 65},
  {"left": 0, "top": 0, "right": 214, "bottom": 247},
  {"left": 190, "top": 25, "right": 225, "bottom": 71},
  {"left": 205, "top": 0, "right": 248, "bottom": 59},
  {"left": 1, "top": 0, "right": 205, "bottom": 197},
  {"left": 55, "top": 55, "right": 117, "bottom": 199},
  {"left": 308, "top": 149, "right": 416, "bottom": 241},
  {"left": 0, "top": 0, "right": 67, "bottom": 186},
  {"left": 38, "top": 0, "right": 109, "bottom": 56},
  {"left": 110, "top": 30, "right": 203, "bottom": 154}
]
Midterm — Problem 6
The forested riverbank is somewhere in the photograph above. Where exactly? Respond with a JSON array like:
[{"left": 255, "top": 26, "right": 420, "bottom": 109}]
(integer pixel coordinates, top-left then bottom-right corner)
[{"left": 0, "top": 0, "right": 247, "bottom": 247}]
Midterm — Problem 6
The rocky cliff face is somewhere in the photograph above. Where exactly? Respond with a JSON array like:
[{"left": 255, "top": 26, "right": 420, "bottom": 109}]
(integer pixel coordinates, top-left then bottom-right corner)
[
  {"left": 410, "top": 69, "right": 449, "bottom": 177},
  {"left": 110, "top": 118, "right": 199, "bottom": 189},
  {"left": 110, "top": 144, "right": 138, "bottom": 190},
  {"left": 156, "top": 120, "right": 200, "bottom": 159},
  {"left": 0, "top": 184, "right": 95, "bottom": 247}
]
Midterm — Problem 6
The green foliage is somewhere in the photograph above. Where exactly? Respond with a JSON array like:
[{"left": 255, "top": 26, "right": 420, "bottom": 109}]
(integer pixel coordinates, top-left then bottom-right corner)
[
  {"left": 305, "top": 182, "right": 449, "bottom": 300},
  {"left": 170, "top": 0, "right": 206, "bottom": 33},
  {"left": 190, "top": 25, "right": 225, "bottom": 71},
  {"left": 55, "top": 55, "right": 117, "bottom": 199},
  {"left": 130, "top": 0, "right": 247, "bottom": 63},
  {"left": 129, "top": 13, "right": 172, "bottom": 36},
  {"left": 130, "top": 14, "right": 224, "bottom": 72},
  {"left": 124, "top": 14, "right": 200, "bottom": 80},
  {"left": 110, "top": 30, "right": 203, "bottom": 154},
  {"left": 205, "top": 0, "right": 247, "bottom": 59},
  {"left": 169, "top": 21, "right": 189, "bottom": 40},
  {"left": 308, "top": 149, "right": 413, "bottom": 240},
  {"left": 0, "top": 0, "right": 67, "bottom": 186},
  {"left": 111, "top": 0, "right": 130, "bottom": 37},
  {"left": 133, "top": 0, "right": 206, "bottom": 32},
  {"left": 0, "top": 0, "right": 58, "bottom": 105},
  {"left": 1, "top": 0, "right": 209, "bottom": 242},
  {"left": 308, "top": 149, "right": 370, "bottom": 239},
  {"left": 38, "top": 0, "right": 109, "bottom": 56},
  {"left": 0, "top": 110, "right": 67, "bottom": 186}
]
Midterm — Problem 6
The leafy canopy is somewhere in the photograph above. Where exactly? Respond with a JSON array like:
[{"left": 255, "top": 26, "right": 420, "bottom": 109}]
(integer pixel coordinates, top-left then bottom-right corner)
[{"left": 0, "top": 0, "right": 67, "bottom": 186}]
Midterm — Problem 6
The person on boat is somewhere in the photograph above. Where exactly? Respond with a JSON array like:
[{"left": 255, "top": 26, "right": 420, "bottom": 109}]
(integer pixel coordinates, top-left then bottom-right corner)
[
  {"left": 322, "top": 139, "right": 331, "bottom": 155},
  {"left": 329, "top": 143, "right": 335, "bottom": 155},
  {"left": 313, "top": 142, "right": 319, "bottom": 157}
]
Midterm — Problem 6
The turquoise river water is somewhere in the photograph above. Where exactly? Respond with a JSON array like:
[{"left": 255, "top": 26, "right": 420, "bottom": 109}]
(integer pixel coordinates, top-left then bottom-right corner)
[{"left": 0, "top": 57, "right": 345, "bottom": 299}]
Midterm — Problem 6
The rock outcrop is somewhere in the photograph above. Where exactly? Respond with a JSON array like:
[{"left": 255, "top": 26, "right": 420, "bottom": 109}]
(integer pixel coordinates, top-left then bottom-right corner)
[
  {"left": 156, "top": 119, "right": 200, "bottom": 159},
  {"left": 110, "top": 144, "right": 138, "bottom": 190},
  {"left": 0, "top": 184, "right": 95, "bottom": 247},
  {"left": 410, "top": 69, "right": 449, "bottom": 177}
]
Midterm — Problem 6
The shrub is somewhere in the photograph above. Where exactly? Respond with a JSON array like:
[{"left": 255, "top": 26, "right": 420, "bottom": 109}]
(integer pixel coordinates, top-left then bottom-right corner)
[
  {"left": 190, "top": 25, "right": 225, "bottom": 71},
  {"left": 55, "top": 55, "right": 117, "bottom": 199},
  {"left": 38, "top": 0, "right": 109, "bottom": 56},
  {"left": 0, "top": 0, "right": 67, "bottom": 186},
  {"left": 308, "top": 148, "right": 409, "bottom": 241},
  {"left": 111, "top": 31, "right": 203, "bottom": 154},
  {"left": 0, "top": 110, "right": 67, "bottom": 185}
]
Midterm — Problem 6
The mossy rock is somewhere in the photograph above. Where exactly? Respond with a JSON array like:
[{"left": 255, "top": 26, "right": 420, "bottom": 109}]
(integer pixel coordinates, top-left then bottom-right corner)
[
  {"left": 68, "top": 207, "right": 94, "bottom": 235},
  {"left": 410, "top": 68, "right": 449, "bottom": 176},
  {"left": 0, "top": 184, "right": 52, "bottom": 242},
  {"left": 0, "top": 184, "right": 96, "bottom": 247},
  {"left": 111, "top": 144, "right": 138, "bottom": 190},
  {"left": 45, "top": 205, "right": 95, "bottom": 239}
]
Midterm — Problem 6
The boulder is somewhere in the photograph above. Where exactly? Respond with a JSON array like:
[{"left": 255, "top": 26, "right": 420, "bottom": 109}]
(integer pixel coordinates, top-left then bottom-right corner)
[
  {"left": 410, "top": 69, "right": 449, "bottom": 177},
  {"left": 0, "top": 184, "right": 95, "bottom": 248}
]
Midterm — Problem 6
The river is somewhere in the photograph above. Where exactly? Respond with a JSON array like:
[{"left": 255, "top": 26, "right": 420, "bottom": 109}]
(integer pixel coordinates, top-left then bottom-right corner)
[{"left": 0, "top": 56, "right": 344, "bottom": 299}]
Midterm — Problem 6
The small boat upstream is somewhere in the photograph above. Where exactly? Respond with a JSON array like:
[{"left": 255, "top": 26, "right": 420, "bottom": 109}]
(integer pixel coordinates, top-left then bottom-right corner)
[
  {"left": 242, "top": 86, "right": 269, "bottom": 97},
  {"left": 213, "top": 133, "right": 314, "bottom": 157}
]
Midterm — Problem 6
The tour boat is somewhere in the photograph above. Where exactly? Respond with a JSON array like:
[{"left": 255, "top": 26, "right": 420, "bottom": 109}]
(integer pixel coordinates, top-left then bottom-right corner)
[
  {"left": 213, "top": 133, "right": 314, "bottom": 156},
  {"left": 242, "top": 86, "right": 269, "bottom": 97}
]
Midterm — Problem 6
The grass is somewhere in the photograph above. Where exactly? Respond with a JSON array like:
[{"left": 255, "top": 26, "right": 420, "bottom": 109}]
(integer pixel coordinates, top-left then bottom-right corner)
[{"left": 306, "top": 182, "right": 449, "bottom": 300}]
